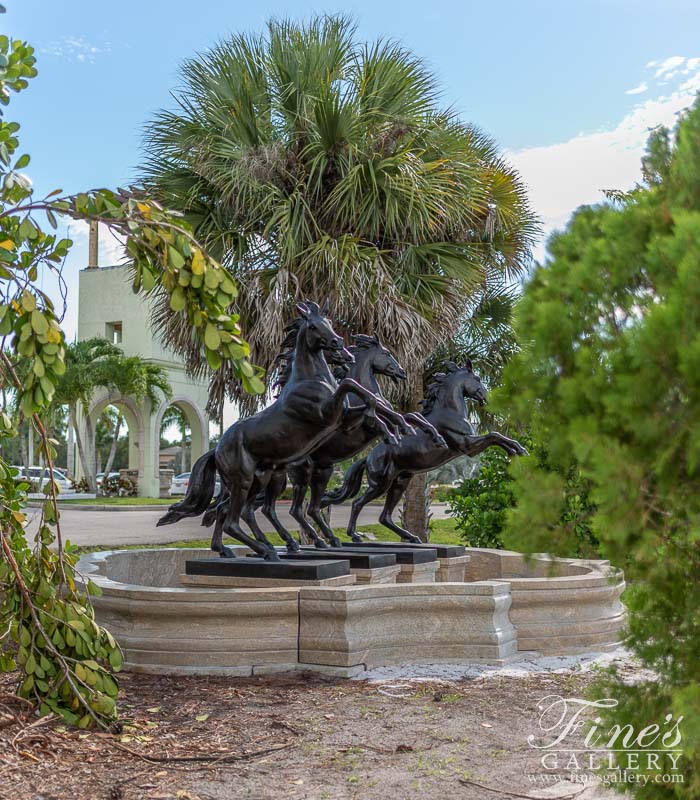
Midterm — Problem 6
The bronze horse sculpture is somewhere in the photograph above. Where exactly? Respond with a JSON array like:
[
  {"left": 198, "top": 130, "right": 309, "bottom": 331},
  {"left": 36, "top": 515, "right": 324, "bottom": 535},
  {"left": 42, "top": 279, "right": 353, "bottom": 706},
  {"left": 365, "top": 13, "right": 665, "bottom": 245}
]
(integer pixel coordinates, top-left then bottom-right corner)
[
  {"left": 322, "top": 361, "right": 528, "bottom": 543},
  {"left": 158, "top": 301, "right": 412, "bottom": 559},
  {"left": 250, "top": 333, "right": 447, "bottom": 548}
]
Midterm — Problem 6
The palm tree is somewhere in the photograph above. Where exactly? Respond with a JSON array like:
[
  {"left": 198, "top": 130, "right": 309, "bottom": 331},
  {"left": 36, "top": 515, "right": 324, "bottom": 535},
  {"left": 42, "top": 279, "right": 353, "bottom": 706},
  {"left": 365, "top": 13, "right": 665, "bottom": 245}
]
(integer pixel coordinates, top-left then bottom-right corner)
[
  {"left": 160, "top": 405, "right": 190, "bottom": 473},
  {"left": 51, "top": 338, "right": 120, "bottom": 491},
  {"left": 142, "top": 15, "right": 538, "bottom": 536}
]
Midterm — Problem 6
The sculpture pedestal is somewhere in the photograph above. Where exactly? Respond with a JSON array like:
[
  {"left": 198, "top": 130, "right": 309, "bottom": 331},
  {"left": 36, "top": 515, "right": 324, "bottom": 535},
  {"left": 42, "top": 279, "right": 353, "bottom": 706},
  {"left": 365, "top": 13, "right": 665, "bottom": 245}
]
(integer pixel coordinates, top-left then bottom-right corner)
[
  {"left": 182, "top": 557, "right": 356, "bottom": 588},
  {"left": 336, "top": 545, "right": 438, "bottom": 583},
  {"left": 341, "top": 541, "right": 467, "bottom": 583},
  {"left": 436, "top": 555, "right": 470, "bottom": 582},
  {"left": 290, "top": 548, "right": 400, "bottom": 585},
  {"left": 396, "top": 560, "right": 439, "bottom": 584},
  {"left": 353, "top": 564, "right": 402, "bottom": 585}
]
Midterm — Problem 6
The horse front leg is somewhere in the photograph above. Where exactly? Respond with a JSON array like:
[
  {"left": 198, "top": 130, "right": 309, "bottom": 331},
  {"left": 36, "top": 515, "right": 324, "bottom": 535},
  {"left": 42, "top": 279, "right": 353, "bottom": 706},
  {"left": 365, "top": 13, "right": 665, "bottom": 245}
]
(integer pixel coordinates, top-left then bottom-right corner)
[
  {"left": 403, "top": 412, "right": 447, "bottom": 448},
  {"left": 462, "top": 431, "right": 528, "bottom": 458}
]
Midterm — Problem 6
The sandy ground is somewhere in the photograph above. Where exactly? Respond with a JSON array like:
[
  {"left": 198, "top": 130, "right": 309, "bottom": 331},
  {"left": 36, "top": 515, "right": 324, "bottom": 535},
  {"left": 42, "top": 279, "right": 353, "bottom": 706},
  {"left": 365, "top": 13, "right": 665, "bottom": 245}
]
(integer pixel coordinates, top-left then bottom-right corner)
[
  {"left": 23, "top": 503, "right": 450, "bottom": 548},
  {"left": 0, "top": 651, "right": 644, "bottom": 800}
]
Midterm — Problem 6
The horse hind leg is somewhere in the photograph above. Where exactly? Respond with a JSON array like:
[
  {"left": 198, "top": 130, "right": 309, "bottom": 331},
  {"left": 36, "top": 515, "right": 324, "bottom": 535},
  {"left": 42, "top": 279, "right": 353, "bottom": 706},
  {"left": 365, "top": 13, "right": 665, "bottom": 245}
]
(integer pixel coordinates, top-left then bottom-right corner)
[
  {"left": 307, "top": 466, "right": 342, "bottom": 547},
  {"left": 289, "top": 481, "right": 328, "bottom": 549},
  {"left": 240, "top": 501, "right": 277, "bottom": 555},
  {"left": 379, "top": 475, "right": 421, "bottom": 543},
  {"left": 346, "top": 475, "right": 390, "bottom": 543},
  {"left": 260, "top": 472, "right": 300, "bottom": 553},
  {"left": 217, "top": 471, "right": 279, "bottom": 561}
]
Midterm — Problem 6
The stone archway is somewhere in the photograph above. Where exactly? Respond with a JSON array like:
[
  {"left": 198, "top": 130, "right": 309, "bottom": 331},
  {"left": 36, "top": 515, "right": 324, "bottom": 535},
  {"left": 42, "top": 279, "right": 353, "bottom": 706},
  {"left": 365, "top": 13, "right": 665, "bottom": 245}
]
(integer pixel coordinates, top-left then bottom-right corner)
[
  {"left": 153, "top": 396, "right": 209, "bottom": 482},
  {"left": 88, "top": 394, "right": 144, "bottom": 475}
]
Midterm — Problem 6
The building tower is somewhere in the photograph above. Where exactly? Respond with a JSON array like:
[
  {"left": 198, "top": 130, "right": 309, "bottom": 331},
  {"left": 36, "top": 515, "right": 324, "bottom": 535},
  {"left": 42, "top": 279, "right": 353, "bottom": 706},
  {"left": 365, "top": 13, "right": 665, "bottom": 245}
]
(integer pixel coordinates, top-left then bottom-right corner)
[{"left": 75, "top": 224, "right": 211, "bottom": 497}]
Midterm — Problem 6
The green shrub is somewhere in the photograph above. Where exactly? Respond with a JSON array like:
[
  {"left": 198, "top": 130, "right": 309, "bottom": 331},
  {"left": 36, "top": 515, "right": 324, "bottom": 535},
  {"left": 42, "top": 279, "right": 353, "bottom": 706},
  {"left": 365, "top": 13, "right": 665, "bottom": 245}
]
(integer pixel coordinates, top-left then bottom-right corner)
[
  {"left": 449, "top": 439, "right": 598, "bottom": 554},
  {"left": 448, "top": 448, "right": 512, "bottom": 548}
]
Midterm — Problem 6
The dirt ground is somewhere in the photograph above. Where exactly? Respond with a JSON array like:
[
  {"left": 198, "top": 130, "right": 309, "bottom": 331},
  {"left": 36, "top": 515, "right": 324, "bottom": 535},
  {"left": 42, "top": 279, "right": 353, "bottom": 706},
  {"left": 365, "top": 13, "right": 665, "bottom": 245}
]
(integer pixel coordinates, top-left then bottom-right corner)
[{"left": 0, "top": 665, "right": 623, "bottom": 800}]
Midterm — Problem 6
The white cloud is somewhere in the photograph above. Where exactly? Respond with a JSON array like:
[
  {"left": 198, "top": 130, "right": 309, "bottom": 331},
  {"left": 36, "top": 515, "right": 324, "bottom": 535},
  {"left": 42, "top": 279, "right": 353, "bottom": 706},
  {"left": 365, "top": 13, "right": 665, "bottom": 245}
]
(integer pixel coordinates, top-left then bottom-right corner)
[
  {"left": 508, "top": 58, "right": 700, "bottom": 260},
  {"left": 625, "top": 81, "right": 648, "bottom": 95},
  {"left": 654, "top": 56, "right": 686, "bottom": 78},
  {"left": 41, "top": 36, "right": 111, "bottom": 64}
]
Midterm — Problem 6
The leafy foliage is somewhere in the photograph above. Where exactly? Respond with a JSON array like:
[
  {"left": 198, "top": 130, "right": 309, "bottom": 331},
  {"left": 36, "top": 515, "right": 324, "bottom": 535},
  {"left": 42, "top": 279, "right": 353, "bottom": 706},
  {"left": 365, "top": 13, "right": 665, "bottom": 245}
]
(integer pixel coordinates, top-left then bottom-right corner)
[
  {"left": 0, "top": 32, "right": 256, "bottom": 727},
  {"left": 448, "top": 448, "right": 513, "bottom": 549},
  {"left": 448, "top": 440, "right": 597, "bottom": 553},
  {"left": 496, "top": 98, "right": 700, "bottom": 795}
]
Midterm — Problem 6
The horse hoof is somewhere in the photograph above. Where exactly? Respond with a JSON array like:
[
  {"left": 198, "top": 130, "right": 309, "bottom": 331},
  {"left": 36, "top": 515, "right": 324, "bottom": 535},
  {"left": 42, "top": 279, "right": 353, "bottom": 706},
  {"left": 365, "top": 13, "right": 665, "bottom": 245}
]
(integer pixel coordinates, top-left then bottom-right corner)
[
  {"left": 286, "top": 541, "right": 301, "bottom": 553},
  {"left": 348, "top": 534, "right": 364, "bottom": 543},
  {"left": 263, "top": 550, "right": 280, "bottom": 561},
  {"left": 218, "top": 546, "right": 236, "bottom": 559},
  {"left": 328, "top": 537, "right": 342, "bottom": 548},
  {"left": 313, "top": 539, "right": 329, "bottom": 549}
]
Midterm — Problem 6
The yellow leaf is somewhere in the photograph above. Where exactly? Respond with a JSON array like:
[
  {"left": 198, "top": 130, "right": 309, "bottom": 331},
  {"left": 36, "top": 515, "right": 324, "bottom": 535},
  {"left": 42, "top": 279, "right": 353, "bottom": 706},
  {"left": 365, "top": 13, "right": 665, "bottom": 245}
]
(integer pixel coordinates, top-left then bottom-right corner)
[
  {"left": 136, "top": 202, "right": 151, "bottom": 218},
  {"left": 191, "top": 249, "right": 205, "bottom": 275},
  {"left": 0, "top": 239, "right": 15, "bottom": 251}
]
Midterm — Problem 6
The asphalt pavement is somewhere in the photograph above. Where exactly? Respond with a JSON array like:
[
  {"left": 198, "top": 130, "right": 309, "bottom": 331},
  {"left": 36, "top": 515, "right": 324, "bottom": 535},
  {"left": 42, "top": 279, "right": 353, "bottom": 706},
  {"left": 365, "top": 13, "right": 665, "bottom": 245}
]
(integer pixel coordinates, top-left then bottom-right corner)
[{"left": 24, "top": 501, "right": 450, "bottom": 548}]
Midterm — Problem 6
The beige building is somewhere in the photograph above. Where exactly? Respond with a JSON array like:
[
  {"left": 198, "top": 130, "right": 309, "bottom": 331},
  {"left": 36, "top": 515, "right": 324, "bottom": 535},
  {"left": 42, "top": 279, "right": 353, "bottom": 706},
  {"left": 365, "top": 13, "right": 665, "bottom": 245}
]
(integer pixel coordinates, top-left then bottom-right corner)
[{"left": 74, "top": 225, "right": 211, "bottom": 496}]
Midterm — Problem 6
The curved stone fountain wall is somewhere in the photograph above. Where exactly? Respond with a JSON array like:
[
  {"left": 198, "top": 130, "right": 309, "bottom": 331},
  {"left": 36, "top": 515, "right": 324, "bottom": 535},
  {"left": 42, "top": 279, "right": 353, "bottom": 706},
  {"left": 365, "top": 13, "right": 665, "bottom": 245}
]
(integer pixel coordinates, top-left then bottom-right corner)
[{"left": 77, "top": 547, "right": 625, "bottom": 677}]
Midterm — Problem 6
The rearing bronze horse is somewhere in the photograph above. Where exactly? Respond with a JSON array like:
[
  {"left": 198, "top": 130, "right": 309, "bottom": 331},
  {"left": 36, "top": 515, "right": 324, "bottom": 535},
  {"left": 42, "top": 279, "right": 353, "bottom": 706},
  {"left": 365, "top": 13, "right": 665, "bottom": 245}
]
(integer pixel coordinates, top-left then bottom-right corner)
[{"left": 322, "top": 361, "right": 528, "bottom": 543}]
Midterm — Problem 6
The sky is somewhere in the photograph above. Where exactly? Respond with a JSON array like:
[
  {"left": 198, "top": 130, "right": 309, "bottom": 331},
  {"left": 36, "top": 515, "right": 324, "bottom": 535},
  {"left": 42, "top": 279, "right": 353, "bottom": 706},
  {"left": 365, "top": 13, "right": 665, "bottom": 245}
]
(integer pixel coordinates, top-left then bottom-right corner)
[{"left": 5, "top": 0, "right": 700, "bottom": 351}]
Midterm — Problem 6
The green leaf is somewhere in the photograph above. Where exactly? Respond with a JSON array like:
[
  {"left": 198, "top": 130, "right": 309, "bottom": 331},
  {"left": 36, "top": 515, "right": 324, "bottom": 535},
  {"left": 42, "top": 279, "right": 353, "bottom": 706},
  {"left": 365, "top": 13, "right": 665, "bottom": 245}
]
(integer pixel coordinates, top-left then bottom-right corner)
[
  {"left": 204, "top": 324, "right": 221, "bottom": 350},
  {"left": 169, "top": 287, "right": 186, "bottom": 312},
  {"left": 168, "top": 246, "right": 185, "bottom": 269}
]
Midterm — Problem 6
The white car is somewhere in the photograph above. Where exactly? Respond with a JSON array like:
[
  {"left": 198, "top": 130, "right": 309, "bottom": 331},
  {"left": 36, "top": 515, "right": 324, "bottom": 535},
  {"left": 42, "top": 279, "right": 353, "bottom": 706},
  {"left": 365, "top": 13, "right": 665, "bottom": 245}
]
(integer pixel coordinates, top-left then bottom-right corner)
[
  {"left": 169, "top": 472, "right": 221, "bottom": 497},
  {"left": 12, "top": 466, "right": 72, "bottom": 492}
]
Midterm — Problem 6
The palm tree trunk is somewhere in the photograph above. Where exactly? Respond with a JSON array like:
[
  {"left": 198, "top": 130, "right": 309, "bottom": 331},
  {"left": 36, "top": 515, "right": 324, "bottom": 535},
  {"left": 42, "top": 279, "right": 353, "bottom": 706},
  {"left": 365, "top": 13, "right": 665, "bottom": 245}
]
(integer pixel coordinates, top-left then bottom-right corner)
[
  {"left": 67, "top": 419, "right": 75, "bottom": 479},
  {"left": 103, "top": 412, "right": 123, "bottom": 477},
  {"left": 71, "top": 406, "right": 95, "bottom": 492},
  {"left": 400, "top": 369, "right": 430, "bottom": 542},
  {"left": 20, "top": 420, "right": 29, "bottom": 472}
]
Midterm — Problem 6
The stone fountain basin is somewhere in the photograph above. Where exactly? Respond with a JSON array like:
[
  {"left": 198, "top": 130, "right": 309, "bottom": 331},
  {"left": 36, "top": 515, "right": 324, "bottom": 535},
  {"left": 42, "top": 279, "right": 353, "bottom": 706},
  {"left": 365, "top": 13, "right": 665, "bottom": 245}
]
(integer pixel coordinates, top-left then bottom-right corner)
[{"left": 76, "top": 547, "right": 625, "bottom": 677}]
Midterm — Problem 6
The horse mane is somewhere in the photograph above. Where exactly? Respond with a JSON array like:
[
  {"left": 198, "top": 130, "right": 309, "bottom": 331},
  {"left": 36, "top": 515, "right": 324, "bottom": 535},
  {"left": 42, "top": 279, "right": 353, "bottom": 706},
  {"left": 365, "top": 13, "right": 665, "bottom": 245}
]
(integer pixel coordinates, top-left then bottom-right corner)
[
  {"left": 420, "top": 361, "right": 463, "bottom": 414},
  {"left": 351, "top": 333, "right": 379, "bottom": 350},
  {"left": 271, "top": 319, "right": 303, "bottom": 395},
  {"left": 271, "top": 317, "right": 349, "bottom": 394}
]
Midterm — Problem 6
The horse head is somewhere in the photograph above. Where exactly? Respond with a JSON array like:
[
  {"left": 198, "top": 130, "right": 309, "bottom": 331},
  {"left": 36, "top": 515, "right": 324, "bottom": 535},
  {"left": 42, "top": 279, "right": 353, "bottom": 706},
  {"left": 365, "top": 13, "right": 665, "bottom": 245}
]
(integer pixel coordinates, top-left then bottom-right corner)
[
  {"left": 351, "top": 333, "right": 406, "bottom": 384},
  {"left": 421, "top": 360, "right": 488, "bottom": 413},
  {"left": 443, "top": 360, "right": 488, "bottom": 406},
  {"left": 296, "top": 300, "right": 354, "bottom": 364}
]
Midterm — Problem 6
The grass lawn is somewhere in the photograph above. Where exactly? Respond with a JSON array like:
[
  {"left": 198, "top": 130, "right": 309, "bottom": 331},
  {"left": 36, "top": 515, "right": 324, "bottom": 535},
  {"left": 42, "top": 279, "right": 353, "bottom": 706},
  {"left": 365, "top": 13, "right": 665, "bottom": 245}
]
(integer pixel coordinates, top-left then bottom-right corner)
[{"left": 75, "top": 517, "right": 462, "bottom": 554}]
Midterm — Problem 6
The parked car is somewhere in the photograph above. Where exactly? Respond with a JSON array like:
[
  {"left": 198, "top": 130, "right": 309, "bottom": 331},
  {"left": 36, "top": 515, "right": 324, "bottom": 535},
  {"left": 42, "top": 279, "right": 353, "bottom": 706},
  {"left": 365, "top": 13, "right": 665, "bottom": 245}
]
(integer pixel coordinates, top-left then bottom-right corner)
[
  {"left": 12, "top": 466, "right": 72, "bottom": 492},
  {"left": 96, "top": 471, "right": 121, "bottom": 488},
  {"left": 169, "top": 472, "right": 221, "bottom": 497}
]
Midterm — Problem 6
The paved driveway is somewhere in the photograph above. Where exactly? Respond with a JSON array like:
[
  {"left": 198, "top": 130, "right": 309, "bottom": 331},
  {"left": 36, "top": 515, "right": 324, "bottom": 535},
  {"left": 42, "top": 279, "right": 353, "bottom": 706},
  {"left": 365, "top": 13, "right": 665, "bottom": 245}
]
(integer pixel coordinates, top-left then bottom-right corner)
[{"left": 25, "top": 502, "right": 450, "bottom": 548}]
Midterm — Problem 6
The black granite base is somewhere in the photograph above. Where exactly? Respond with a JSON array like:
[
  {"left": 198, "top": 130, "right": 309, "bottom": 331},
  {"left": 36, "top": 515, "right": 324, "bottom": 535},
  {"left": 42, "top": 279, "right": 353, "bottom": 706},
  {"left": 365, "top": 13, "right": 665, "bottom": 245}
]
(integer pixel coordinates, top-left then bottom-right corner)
[
  {"left": 345, "top": 541, "right": 465, "bottom": 559},
  {"left": 185, "top": 558, "right": 350, "bottom": 581},
  {"left": 287, "top": 549, "right": 397, "bottom": 569},
  {"left": 328, "top": 546, "right": 438, "bottom": 565}
]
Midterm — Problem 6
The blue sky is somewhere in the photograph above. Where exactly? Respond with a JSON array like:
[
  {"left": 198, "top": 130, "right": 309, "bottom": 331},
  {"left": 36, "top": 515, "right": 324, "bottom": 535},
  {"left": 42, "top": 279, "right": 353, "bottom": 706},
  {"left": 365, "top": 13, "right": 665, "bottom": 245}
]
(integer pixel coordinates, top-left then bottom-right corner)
[{"left": 5, "top": 0, "right": 700, "bottom": 342}]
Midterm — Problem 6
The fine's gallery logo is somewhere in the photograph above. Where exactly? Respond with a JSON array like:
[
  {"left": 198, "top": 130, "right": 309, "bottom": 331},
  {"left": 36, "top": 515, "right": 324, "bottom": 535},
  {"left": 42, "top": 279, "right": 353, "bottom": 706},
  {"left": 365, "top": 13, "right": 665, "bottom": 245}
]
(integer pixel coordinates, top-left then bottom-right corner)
[{"left": 527, "top": 695, "right": 684, "bottom": 787}]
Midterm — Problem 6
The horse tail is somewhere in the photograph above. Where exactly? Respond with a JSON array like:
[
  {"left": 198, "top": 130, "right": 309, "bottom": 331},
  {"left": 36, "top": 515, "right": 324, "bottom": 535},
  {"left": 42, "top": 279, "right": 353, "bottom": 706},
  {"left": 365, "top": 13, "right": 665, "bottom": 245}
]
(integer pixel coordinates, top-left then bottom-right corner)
[
  {"left": 157, "top": 449, "right": 217, "bottom": 526},
  {"left": 321, "top": 458, "right": 366, "bottom": 507},
  {"left": 201, "top": 488, "right": 229, "bottom": 528}
]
